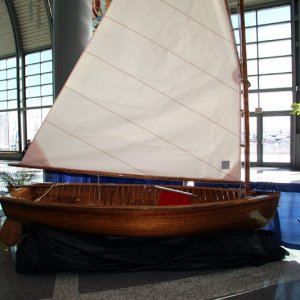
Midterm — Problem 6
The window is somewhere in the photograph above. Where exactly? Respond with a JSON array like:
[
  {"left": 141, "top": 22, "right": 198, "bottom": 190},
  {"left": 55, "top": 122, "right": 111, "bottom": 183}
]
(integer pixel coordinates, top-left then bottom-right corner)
[
  {"left": 25, "top": 49, "right": 53, "bottom": 109},
  {"left": 232, "top": 5, "right": 292, "bottom": 165},
  {"left": 26, "top": 108, "right": 51, "bottom": 140},
  {"left": 0, "top": 49, "right": 53, "bottom": 153},
  {"left": 0, "top": 57, "right": 18, "bottom": 151},
  {"left": 24, "top": 49, "right": 53, "bottom": 140}
]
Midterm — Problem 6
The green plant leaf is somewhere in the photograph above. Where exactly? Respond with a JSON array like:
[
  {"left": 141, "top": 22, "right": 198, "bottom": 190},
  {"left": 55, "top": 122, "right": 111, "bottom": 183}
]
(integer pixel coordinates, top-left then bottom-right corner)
[
  {"left": 0, "top": 168, "right": 37, "bottom": 194},
  {"left": 291, "top": 103, "right": 300, "bottom": 115}
]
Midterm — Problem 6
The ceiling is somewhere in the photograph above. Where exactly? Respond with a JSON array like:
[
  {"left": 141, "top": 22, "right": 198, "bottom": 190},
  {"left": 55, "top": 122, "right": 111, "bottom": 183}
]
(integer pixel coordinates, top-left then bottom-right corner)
[
  {"left": 0, "top": 0, "right": 287, "bottom": 60},
  {"left": 0, "top": 0, "right": 52, "bottom": 59}
]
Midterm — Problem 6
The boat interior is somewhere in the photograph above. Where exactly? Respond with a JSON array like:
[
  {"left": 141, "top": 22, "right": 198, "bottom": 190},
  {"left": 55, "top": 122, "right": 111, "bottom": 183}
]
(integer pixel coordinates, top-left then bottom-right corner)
[{"left": 6, "top": 183, "right": 247, "bottom": 206}]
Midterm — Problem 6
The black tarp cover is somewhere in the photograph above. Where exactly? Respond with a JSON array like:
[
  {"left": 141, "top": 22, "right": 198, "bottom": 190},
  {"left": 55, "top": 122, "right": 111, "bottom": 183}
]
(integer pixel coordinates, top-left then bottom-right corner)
[{"left": 15, "top": 225, "right": 288, "bottom": 274}]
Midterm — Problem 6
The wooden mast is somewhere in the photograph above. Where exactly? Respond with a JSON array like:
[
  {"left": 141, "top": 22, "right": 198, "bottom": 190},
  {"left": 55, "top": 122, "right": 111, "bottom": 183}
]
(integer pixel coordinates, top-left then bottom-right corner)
[{"left": 239, "top": 0, "right": 250, "bottom": 194}]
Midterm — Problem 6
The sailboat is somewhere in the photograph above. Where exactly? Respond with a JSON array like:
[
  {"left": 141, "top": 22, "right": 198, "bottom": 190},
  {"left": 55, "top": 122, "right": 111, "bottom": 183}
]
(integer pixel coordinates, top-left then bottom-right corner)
[{"left": 0, "top": 0, "right": 280, "bottom": 246}]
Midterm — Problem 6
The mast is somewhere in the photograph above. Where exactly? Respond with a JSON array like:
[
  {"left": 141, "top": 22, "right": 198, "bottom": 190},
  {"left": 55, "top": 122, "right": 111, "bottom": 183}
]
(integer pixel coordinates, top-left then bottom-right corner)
[{"left": 239, "top": 0, "right": 251, "bottom": 193}]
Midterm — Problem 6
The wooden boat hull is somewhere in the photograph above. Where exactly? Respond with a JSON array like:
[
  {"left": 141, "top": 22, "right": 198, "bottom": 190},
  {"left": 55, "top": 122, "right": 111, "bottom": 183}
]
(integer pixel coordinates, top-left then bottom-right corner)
[{"left": 0, "top": 184, "right": 280, "bottom": 243}]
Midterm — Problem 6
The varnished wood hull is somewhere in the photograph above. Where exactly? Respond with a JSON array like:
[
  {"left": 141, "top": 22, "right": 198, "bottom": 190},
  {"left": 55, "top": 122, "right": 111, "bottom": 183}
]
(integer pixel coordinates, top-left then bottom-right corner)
[{"left": 0, "top": 183, "right": 280, "bottom": 244}]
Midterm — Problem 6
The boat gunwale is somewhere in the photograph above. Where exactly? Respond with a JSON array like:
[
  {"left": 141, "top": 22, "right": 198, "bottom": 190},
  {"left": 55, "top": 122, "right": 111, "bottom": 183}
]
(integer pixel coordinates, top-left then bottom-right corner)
[
  {"left": 0, "top": 191, "right": 281, "bottom": 212},
  {"left": 3, "top": 183, "right": 250, "bottom": 198}
]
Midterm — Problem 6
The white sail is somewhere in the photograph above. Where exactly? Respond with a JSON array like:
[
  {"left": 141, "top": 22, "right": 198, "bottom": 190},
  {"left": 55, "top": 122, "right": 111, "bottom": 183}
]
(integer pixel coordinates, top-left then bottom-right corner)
[{"left": 22, "top": 0, "right": 241, "bottom": 181}]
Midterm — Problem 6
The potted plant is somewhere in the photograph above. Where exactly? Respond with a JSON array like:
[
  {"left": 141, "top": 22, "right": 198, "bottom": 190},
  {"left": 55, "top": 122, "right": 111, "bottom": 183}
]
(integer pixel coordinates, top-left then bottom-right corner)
[{"left": 0, "top": 168, "right": 37, "bottom": 195}]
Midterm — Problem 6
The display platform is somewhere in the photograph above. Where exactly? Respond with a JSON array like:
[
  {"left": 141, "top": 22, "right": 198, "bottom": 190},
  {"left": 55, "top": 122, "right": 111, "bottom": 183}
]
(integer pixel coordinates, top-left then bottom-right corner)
[{"left": 15, "top": 225, "right": 287, "bottom": 274}]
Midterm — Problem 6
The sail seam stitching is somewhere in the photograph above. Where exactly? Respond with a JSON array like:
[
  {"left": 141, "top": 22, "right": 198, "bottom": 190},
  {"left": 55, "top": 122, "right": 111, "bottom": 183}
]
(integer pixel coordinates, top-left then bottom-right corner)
[
  {"left": 104, "top": 16, "right": 239, "bottom": 94},
  {"left": 160, "top": 0, "right": 234, "bottom": 44},
  {"left": 62, "top": 86, "right": 237, "bottom": 180},
  {"left": 44, "top": 119, "right": 150, "bottom": 176},
  {"left": 86, "top": 50, "right": 239, "bottom": 139}
]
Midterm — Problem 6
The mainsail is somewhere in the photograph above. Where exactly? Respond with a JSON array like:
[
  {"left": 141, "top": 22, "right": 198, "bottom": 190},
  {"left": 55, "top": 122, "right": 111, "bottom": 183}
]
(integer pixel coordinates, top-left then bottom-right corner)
[{"left": 22, "top": 0, "right": 241, "bottom": 181}]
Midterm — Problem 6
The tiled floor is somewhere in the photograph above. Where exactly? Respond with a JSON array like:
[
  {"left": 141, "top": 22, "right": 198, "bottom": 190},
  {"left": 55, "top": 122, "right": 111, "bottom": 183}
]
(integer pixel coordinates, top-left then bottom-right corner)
[
  {"left": 0, "top": 246, "right": 300, "bottom": 299},
  {"left": 1, "top": 161, "right": 300, "bottom": 299}
]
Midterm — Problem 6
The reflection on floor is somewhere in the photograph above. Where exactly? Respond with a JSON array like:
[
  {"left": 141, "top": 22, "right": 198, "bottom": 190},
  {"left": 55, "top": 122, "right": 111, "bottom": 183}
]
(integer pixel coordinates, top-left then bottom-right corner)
[
  {"left": 1, "top": 162, "right": 300, "bottom": 299},
  {"left": 249, "top": 167, "right": 300, "bottom": 184}
]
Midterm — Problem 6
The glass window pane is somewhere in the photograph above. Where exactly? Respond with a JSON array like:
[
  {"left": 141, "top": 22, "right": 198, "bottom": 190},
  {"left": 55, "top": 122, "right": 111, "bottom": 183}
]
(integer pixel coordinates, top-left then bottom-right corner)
[
  {"left": 41, "top": 61, "right": 52, "bottom": 73},
  {"left": 249, "top": 117, "right": 257, "bottom": 162},
  {"left": 0, "top": 60, "right": 6, "bottom": 70},
  {"left": 9, "top": 110, "right": 19, "bottom": 151},
  {"left": 41, "top": 73, "right": 52, "bottom": 84},
  {"left": 260, "top": 91, "right": 293, "bottom": 111},
  {"left": 258, "top": 23, "right": 291, "bottom": 41},
  {"left": 26, "top": 64, "right": 40, "bottom": 76},
  {"left": 247, "top": 60, "right": 258, "bottom": 75},
  {"left": 258, "top": 6, "right": 291, "bottom": 25},
  {"left": 7, "top": 57, "right": 17, "bottom": 68},
  {"left": 26, "top": 109, "right": 42, "bottom": 140},
  {"left": 231, "top": 15, "right": 239, "bottom": 29},
  {"left": 27, "top": 97, "right": 41, "bottom": 107},
  {"left": 258, "top": 40, "right": 291, "bottom": 58},
  {"left": 7, "top": 100, "right": 18, "bottom": 109},
  {"left": 259, "top": 74, "right": 292, "bottom": 89},
  {"left": 7, "top": 68, "right": 16, "bottom": 79},
  {"left": 259, "top": 57, "right": 292, "bottom": 74},
  {"left": 8, "top": 89, "right": 17, "bottom": 99},
  {"left": 41, "top": 50, "right": 52, "bottom": 61},
  {"left": 241, "top": 117, "right": 257, "bottom": 162},
  {"left": 246, "top": 28, "right": 257, "bottom": 43},
  {"left": 249, "top": 93, "right": 258, "bottom": 112},
  {"left": 263, "top": 116, "right": 290, "bottom": 163},
  {"left": 248, "top": 76, "right": 258, "bottom": 90},
  {"left": 234, "top": 29, "right": 240, "bottom": 44},
  {"left": 0, "top": 111, "right": 19, "bottom": 151},
  {"left": 41, "top": 84, "right": 53, "bottom": 96},
  {"left": 236, "top": 46, "right": 241, "bottom": 59},
  {"left": 246, "top": 44, "right": 257, "bottom": 59},
  {"left": 245, "top": 11, "right": 256, "bottom": 27},
  {"left": 42, "top": 107, "right": 51, "bottom": 120},
  {"left": 0, "top": 71, "right": 6, "bottom": 80},
  {"left": 0, "top": 81, "right": 6, "bottom": 90},
  {"left": 0, "top": 91, "right": 7, "bottom": 101},
  {"left": 0, "top": 112, "right": 9, "bottom": 149},
  {"left": 0, "top": 101, "right": 7, "bottom": 110},
  {"left": 42, "top": 96, "right": 53, "bottom": 106},
  {"left": 25, "top": 52, "right": 40, "bottom": 64},
  {"left": 7, "top": 79, "right": 17, "bottom": 89},
  {"left": 26, "top": 86, "right": 41, "bottom": 97},
  {"left": 26, "top": 75, "right": 41, "bottom": 87}
]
